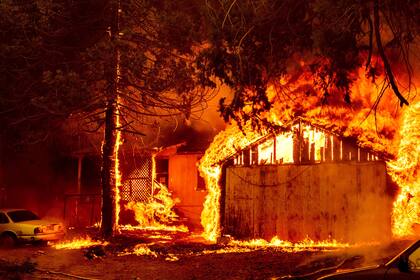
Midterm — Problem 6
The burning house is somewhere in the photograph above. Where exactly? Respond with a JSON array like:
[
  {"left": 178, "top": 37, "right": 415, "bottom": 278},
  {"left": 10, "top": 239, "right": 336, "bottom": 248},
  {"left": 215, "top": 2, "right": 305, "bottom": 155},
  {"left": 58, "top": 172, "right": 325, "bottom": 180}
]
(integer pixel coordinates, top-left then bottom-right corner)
[
  {"left": 119, "top": 143, "right": 207, "bottom": 230},
  {"left": 200, "top": 118, "right": 396, "bottom": 243}
]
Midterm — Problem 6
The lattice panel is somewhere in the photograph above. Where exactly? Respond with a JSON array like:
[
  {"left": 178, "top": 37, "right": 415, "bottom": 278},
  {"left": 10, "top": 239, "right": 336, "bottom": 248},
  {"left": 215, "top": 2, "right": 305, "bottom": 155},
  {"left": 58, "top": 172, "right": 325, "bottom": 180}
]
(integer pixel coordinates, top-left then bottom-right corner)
[{"left": 121, "top": 157, "right": 153, "bottom": 202}]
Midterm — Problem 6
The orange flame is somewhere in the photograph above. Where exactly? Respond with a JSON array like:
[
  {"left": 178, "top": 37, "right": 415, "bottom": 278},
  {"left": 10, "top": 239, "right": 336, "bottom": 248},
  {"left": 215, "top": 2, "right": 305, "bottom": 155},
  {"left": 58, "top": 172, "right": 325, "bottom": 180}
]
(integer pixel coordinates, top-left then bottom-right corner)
[
  {"left": 199, "top": 124, "right": 265, "bottom": 241},
  {"left": 227, "top": 236, "right": 350, "bottom": 250},
  {"left": 53, "top": 237, "right": 108, "bottom": 250},
  {"left": 388, "top": 101, "right": 420, "bottom": 236},
  {"left": 115, "top": 101, "right": 122, "bottom": 228},
  {"left": 123, "top": 181, "right": 188, "bottom": 233},
  {"left": 118, "top": 244, "right": 158, "bottom": 257},
  {"left": 199, "top": 65, "right": 419, "bottom": 243}
]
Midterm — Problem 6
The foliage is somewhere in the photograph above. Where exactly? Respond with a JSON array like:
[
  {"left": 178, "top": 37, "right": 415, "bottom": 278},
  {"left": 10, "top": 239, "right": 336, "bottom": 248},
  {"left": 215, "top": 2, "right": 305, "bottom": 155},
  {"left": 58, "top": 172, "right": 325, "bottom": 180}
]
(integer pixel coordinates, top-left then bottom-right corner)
[
  {"left": 0, "top": 0, "right": 213, "bottom": 146},
  {"left": 197, "top": 0, "right": 419, "bottom": 128},
  {"left": 0, "top": 0, "right": 106, "bottom": 144}
]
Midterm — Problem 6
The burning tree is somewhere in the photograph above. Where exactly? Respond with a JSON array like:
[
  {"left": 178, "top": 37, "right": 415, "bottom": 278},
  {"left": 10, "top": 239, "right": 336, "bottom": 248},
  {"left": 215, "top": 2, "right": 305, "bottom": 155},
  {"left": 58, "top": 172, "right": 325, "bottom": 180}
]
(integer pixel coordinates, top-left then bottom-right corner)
[
  {"left": 0, "top": 0, "right": 213, "bottom": 238},
  {"left": 195, "top": 0, "right": 419, "bottom": 241},
  {"left": 197, "top": 0, "right": 419, "bottom": 128}
]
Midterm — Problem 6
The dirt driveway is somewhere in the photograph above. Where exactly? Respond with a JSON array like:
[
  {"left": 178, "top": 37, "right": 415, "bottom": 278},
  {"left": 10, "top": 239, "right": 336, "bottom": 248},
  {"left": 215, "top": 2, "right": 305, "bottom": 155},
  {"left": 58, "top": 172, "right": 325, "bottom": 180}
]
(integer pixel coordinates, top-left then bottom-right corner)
[{"left": 0, "top": 230, "right": 412, "bottom": 280}]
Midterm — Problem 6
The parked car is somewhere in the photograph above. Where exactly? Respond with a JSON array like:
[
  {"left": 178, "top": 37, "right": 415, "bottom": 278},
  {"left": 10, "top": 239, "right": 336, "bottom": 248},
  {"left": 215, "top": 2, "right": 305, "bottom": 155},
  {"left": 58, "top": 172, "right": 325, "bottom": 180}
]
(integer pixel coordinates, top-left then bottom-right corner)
[
  {"left": 0, "top": 209, "right": 65, "bottom": 247},
  {"left": 318, "top": 240, "right": 420, "bottom": 279}
]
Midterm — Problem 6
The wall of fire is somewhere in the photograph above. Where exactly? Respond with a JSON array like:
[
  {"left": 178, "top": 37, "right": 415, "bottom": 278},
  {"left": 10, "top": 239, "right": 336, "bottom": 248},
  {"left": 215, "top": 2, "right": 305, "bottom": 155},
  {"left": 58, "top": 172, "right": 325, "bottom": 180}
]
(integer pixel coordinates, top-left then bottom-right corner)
[{"left": 223, "top": 121, "right": 393, "bottom": 242}]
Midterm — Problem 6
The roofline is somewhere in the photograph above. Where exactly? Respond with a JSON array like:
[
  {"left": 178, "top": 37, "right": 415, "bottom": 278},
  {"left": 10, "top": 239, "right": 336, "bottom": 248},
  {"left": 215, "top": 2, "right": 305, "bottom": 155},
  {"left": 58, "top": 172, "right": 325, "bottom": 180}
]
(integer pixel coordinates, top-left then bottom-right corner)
[{"left": 220, "top": 117, "right": 391, "bottom": 165}]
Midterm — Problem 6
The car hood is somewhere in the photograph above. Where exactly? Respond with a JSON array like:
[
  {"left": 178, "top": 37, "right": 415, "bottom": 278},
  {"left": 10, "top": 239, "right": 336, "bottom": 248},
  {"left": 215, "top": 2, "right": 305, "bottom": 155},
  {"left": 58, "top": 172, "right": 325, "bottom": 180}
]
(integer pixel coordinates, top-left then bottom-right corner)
[{"left": 317, "top": 265, "right": 381, "bottom": 279}]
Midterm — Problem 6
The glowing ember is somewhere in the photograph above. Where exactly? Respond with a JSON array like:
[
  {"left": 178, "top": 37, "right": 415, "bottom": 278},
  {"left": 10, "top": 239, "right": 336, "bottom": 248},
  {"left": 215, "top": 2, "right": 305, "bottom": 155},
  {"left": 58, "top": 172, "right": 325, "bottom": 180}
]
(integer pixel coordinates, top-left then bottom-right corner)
[
  {"left": 118, "top": 244, "right": 158, "bottom": 257},
  {"left": 388, "top": 102, "right": 420, "bottom": 237},
  {"left": 165, "top": 254, "right": 179, "bottom": 261},
  {"left": 53, "top": 237, "right": 108, "bottom": 250},
  {"left": 130, "top": 244, "right": 158, "bottom": 257}
]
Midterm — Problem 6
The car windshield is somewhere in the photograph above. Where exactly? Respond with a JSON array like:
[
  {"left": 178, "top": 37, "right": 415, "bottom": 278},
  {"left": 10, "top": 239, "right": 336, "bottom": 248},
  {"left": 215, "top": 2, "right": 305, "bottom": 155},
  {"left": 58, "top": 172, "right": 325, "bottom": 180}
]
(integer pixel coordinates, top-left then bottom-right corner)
[{"left": 7, "top": 210, "right": 40, "bottom": 222}]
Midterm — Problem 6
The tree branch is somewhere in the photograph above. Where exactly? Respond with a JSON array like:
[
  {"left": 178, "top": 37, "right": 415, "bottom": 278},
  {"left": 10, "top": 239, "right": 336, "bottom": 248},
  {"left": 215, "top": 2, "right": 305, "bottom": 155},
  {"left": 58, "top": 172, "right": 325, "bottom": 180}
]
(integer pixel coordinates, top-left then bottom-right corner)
[{"left": 373, "top": 0, "right": 408, "bottom": 106}]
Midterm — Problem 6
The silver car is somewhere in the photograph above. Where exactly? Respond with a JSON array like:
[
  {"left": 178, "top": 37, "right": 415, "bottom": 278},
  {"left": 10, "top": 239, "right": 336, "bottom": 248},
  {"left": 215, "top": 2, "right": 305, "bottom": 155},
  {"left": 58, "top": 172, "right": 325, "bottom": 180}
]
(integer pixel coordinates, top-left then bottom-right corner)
[{"left": 0, "top": 209, "right": 65, "bottom": 247}]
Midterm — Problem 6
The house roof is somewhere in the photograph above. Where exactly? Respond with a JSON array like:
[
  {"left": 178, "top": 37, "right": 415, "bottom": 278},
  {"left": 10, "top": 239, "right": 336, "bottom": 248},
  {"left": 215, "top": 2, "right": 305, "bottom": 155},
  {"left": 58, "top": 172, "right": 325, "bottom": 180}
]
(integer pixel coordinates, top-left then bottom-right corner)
[{"left": 225, "top": 116, "right": 392, "bottom": 162}]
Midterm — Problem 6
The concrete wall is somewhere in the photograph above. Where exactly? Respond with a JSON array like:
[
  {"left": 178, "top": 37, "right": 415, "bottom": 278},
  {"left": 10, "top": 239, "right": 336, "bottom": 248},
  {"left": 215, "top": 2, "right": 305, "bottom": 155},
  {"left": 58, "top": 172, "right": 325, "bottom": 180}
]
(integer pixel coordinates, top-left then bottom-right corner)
[
  {"left": 169, "top": 153, "right": 207, "bottom": 230},
  {"left": 224, "top": 162, "right": 393, "bottom": 243}
]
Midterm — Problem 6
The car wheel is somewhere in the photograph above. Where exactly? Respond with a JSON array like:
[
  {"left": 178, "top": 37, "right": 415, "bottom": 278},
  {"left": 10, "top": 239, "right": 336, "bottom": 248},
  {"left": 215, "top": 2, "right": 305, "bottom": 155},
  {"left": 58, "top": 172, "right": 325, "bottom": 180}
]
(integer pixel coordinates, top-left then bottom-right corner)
[{"left": 0, "top": 233, "right": 17, "bottom": 248}]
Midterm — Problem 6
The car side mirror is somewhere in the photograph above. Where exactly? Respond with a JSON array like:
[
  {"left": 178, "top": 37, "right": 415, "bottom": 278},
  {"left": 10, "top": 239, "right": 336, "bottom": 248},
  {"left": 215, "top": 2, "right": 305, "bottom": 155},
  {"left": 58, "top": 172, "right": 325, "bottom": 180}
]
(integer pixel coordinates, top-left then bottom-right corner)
[{"left": 398, "top": 256, "right": 410, "bottom": 272}]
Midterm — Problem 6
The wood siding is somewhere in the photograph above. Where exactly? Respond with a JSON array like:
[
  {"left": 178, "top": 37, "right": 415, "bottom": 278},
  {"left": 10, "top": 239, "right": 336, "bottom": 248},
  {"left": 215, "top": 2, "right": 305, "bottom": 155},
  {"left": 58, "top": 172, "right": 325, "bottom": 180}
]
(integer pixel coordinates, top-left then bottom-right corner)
[
  {"left": 224, "top": 162, "right": 392, "bottom": 243},
  {"left": 169, "top": 154, "right": 207, "bottom": 230}
]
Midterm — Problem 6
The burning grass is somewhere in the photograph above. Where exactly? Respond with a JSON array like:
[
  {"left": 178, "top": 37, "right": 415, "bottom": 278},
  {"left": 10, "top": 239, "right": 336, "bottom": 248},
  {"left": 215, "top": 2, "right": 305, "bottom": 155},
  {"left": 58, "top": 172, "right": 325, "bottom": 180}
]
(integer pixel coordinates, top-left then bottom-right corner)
[
  {"left": 50, "top": 227, "right": 358, "bottom": 262},
  {"left": 52, "top": 236, "right": 108, "bottom": 250}
]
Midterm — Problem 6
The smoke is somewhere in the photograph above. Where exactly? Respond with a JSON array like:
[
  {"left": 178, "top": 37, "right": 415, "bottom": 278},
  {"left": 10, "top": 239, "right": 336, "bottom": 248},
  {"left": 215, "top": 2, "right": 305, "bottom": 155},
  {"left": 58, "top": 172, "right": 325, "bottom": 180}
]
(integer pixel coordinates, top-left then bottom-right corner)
[{"left": 0, "top": 141, "right": 74, "bottom": 220}]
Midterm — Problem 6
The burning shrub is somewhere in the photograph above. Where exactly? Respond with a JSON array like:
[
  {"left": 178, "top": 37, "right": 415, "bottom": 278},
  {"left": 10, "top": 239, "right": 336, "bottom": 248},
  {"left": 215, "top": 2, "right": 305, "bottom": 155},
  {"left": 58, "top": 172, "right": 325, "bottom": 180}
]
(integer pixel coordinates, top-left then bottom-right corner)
[{"left": 125, "top": 182, "right": 182, "bottom": 229}]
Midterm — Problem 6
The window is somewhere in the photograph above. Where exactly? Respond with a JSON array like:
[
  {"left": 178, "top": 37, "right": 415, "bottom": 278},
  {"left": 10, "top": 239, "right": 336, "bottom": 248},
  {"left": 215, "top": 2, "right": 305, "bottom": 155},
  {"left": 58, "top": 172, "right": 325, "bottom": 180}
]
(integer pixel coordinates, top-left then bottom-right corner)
[
  {"left": 0, "top": 213, "right": 9, "bottom": 224},
  {"left": 7, "top": 210, "right": 39, "bottom": 223}
]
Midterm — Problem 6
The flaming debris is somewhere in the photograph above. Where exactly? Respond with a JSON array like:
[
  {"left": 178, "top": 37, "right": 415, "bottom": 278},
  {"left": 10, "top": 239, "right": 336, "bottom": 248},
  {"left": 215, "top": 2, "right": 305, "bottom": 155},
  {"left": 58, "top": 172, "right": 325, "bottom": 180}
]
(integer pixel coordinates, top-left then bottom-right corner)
[
  {"left": 123, "top": 181, "right": 188, "bottom": 233},
  {"left": 118, "top": 244, "right": 158, "bottom": 257},
  {"left": 53, "top": 237, "right": 108, "bottom": 250},
  {"left": 119, "top": 224, "right": 188, "bottom": 233},
  {"left": 388, "top": 102, "right": 420, "bottom": 236}
]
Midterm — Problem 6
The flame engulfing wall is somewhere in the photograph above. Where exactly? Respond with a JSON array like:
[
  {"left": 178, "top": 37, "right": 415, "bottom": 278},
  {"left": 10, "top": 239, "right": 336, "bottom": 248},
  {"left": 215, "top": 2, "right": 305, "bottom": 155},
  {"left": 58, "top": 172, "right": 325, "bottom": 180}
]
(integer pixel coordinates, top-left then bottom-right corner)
[
  {"left": 200, "top": 119, "right": 391, "bottom": 242},
  {"left": 199, "top": 68, "right": 419, "bottom": 242},
  {"left": 388, "top": 102, "right": 420, "bottom": 236},
  {"left": 199, "top": 124, "right": 264, "bottom": 241}
]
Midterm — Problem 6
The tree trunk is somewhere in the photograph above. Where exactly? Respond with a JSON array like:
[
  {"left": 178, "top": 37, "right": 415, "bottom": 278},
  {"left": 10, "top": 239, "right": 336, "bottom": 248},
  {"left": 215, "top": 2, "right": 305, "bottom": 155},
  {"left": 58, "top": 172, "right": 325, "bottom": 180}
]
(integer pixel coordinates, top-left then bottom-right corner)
[
  {"left": 101, "top": 0, "right": 121, "bottom": 239},
  {"left": 101, "top": 100, "right": 119, "bottom": 238}
]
